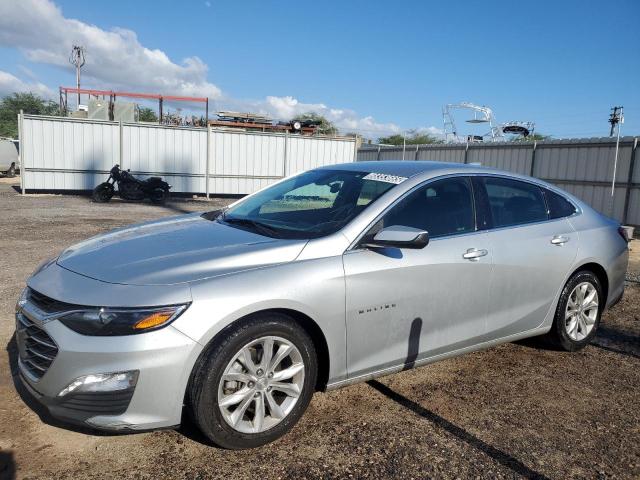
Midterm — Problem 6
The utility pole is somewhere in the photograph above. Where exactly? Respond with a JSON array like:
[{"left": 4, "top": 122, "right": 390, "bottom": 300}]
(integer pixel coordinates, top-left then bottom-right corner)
[
  {"left": 609, "top": 106, "right": 624, "bottom": 207},
  {"left": 609, "top": 106, "right": 623, "bottom": 137},
  {"left": 69, "top": 45, "right": 86, "bottom": 109}
]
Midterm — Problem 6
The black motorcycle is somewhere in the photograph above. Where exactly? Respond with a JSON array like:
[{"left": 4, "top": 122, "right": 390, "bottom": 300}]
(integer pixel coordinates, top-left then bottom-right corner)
[{"left": 92, "top": 165, "right": 171, "bottom": 204}]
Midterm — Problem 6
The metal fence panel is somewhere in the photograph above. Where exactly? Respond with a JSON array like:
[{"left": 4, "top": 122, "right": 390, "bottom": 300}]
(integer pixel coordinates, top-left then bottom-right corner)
[
  {"left": 357, "top": 148, "right": 379, "bottom": 161},
  {"left": 208, "top": 130, "right": 285, "bottom": 195},
  {"left": 287, "top": 134, "right": 356, "bottom": 174},
  {"left": 534, "top": 140, "right": 633, "bottom": 183},
  {"left": 207, "top": 130, "right": 356, "bottom": 195},
  {"left": 467, "top": 145, "right": 532, "bottom": 174},
  {"left": 627, "top": 188, "right": 640, "bottom": 226},
  {"left": 21, "top": 115, "right": 357, "bottom": 196},
  {"left": 417, "top": 146, "right": 465, "bottom": 163},
  {"left": 378, "top": 147, "right": 406, "bottom": 160},
  {"left": 22, "top": 116, "right": 119, "bottom": 190},
  {"left": 123, "top": 124, "right": 207, "bottom": 193}
]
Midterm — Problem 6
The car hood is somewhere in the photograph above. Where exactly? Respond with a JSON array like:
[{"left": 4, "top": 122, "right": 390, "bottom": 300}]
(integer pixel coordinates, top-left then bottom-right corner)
[{"left": 57, "top": 214, "right": 308, "bottom": 285}]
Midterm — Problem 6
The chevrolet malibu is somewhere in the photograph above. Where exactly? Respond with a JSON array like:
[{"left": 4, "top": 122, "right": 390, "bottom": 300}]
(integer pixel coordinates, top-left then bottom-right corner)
[{"left": 15, "top": 161, "right": 628, "bottom": 449}]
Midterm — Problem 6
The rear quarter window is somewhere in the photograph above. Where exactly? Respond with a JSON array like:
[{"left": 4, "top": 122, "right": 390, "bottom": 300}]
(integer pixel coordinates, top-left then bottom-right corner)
[{"left": 544, "top": 189, "right": 577, "bottom": 219}]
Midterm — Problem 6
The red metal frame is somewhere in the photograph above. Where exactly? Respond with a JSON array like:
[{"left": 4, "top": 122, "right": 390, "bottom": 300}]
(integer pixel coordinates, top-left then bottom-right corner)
[
  {"left": 59, "top": 86, "right": 209, "bottom": 125},
  {"left": 59, "top": 86, "right": 207, "bottom": 103}
]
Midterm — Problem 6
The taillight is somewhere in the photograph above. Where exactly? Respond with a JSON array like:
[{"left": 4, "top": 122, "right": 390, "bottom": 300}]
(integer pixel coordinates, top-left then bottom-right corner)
[{"left": 617, "top": 226, "right": 630, "bottom": 243}]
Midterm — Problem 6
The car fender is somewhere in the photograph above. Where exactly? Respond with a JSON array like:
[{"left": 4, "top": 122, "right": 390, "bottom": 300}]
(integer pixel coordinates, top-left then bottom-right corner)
[{"left": 172, "top": 256, "right": 348, "bottom": 385}]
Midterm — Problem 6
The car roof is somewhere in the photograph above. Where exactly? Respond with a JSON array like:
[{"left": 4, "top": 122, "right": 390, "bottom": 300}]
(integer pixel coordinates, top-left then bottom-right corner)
[
  {"left": 318, "top": 160, "right": 489, "bottom": 178},
  {"left": 317, "top": 160, "right": 588, "bottom": 210}
]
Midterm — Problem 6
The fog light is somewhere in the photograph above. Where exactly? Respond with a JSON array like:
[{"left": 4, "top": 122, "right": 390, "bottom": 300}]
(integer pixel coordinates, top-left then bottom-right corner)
[{"left": 58, "top": 370, "right": 139, "bottom": 397}]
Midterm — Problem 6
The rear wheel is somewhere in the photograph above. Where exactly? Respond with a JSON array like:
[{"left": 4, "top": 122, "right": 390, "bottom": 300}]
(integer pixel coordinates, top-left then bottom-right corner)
[
  {"left": 150, "top": 187, "right": 168, "bottom": 204},
  {"left": 6, "top": 163, "right": 16, "bottom": 178},
  {"left": 547, "top": 270, "right": 603, "bottom": 351},
  {"left": 188, "top": 313, "right": 317, "bottom": 449}
]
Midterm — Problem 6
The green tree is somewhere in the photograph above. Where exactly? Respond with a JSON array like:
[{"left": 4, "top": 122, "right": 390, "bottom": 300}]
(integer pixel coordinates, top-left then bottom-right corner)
[
  {"left": 378, "top": 129, "right": 443, "bottom": 145},
  {"left": 0, "top": 92, "right": 60, "bottom": 138},
  {"left": 512, "top": 133, "right": 550, "bottom": 142},
  {"left": 291, "top": 112, "right": 338, "bottom": 136},
  {"left": 138, "top": 107, "right": 158, "bottom": 123}
]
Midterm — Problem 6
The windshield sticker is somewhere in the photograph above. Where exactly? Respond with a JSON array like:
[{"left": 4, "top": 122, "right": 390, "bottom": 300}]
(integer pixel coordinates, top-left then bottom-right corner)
[{"left": 362, "top": 173, "right": 407, "bottom": 184}]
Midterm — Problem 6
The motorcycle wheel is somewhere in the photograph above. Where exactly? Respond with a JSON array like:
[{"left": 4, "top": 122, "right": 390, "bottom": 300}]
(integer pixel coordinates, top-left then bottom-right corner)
[
  {"left": 150, "top": 187, "right": 169, "bottom": 205},
  {"left": 92, "top": 183, "right": 114, "bottom": 203}
]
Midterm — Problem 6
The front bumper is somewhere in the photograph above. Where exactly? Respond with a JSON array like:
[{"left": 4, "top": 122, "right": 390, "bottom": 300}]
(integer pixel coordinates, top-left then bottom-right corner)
[{"left": 16, "top": 309, "right": 203, "bottom": 431}]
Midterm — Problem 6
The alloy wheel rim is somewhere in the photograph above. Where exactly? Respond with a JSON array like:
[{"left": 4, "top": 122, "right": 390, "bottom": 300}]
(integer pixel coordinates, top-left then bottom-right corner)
[
  {"left": 565, "top": 282, "right": 598, "bottom": 341},
  {"left": 217, "top": 336, "right": 305, "bottom": 434}
]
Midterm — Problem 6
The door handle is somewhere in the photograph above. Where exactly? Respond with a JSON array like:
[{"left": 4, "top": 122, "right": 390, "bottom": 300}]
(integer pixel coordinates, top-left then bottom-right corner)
[
  {"left": 462, "top": 248, "right": 488, "bottom": 261},
  {"left": 551, "top": 235, "right": 570, "bottom": 245}
]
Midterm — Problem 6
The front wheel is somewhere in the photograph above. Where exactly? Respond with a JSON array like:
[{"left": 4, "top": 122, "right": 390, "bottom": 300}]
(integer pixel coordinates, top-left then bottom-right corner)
[
  {"left": 6, "top": 164, "right": 16, "bottom": 178},
  {"left": 91, "top": 183, "right": 114, "bottom": 203},
  {"left": 188, "top": 313, "right": 317, "bottom": 449},
  {"left": 546, "top": 270, "right": 603, "bottom": 351}
]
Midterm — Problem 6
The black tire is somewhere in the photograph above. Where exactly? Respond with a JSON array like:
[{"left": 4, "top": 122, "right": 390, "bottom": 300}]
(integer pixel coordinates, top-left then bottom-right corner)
[
  {"left": 150, "top": 187, "right": 168, "bottom": 204},
  {"left": 187, "top": 313, "right": 317, "bottom": 449},
  {"left": 546, "top": 270, "right": 603, "bottom": 351},
  {"left": 91, "top": 183, "right": 114, "bottom": 203},
  {"left": 6, "top": 164, "right": 16, "bottom": 178}
]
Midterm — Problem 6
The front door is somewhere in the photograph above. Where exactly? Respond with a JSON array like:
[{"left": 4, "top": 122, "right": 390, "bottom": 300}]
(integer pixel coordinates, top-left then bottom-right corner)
[{"left": 343, "top": 176, "right": 492, "bottom": 379}]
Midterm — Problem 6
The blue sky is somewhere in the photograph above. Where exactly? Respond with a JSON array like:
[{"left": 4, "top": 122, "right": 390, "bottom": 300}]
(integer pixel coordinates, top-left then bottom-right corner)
[{"left": 1, "top": 0, "right": 638, "bottom": 139}]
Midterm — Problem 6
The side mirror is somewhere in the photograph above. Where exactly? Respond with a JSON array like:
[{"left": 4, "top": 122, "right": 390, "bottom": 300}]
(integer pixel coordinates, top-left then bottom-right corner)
[{"left": 363, "top": 226, "right": 429, "bottom": 250}]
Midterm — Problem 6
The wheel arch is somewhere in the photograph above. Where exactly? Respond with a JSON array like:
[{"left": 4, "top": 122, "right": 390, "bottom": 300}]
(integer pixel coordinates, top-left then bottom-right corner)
[
  {"left": 188, "top": 307, "right": 331, "bottom": 393},
  {"left": 569, "top": 262, "right": 609, "bottom": 306}
]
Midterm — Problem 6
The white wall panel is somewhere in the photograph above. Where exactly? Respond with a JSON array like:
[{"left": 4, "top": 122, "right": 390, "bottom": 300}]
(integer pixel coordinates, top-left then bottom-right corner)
[
  {"left": 207, "top": 129, "right": 355, "bottom": 195},
  {"left": 21, "top": 116, "right": 119, "bottom": 190},
  {"left": 22, "top": 116, "right": 356, "bottom": 196}
]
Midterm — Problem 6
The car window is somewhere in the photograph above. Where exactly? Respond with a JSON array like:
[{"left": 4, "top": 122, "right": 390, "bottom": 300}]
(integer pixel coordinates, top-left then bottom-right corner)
[
  {"left": 357, "top": 180, "right": 393, "bottom": 206},
  {"left": 544, "top": 188, "right": 577, "bottom": 219},
  {"left": 221, "top": 169, "right": 396, "bottom": 239},
  {"left": 259, "top": 181, "right": 342, "bottom": 214},
  {"left": 483, "top": 177, "right": 547, "bottom": 228},
  {"left": 377, "top": 177, "right": 475, "bottom": 239}
]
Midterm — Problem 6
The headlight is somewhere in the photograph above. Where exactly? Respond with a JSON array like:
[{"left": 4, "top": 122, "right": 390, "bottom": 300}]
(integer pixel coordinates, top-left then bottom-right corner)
[
  {"left": 15, "top": 287, "right": 28, "bottom": 313},
  {"left": 58, "top": 304, "right": 189, "bottom": 336}
]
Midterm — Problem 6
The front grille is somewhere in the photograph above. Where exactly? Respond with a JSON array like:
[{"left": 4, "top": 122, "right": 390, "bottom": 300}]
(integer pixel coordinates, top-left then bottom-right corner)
[
  {"left": 27, "top": 288, "right": 79, "bottom": 314},
  {"left": 16, "top": 313, "right": 59, "bottom": 380}
]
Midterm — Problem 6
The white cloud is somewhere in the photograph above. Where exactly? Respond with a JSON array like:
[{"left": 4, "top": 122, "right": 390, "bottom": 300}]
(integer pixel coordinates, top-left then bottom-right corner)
[
  {"left": 0, "top": 0, "right": 221, "bottom": 99},
  {"left": 0, "top": 0, "right": 441, "bottom": 138},
  {"left": 0, "top": 70, "right": 53, "bottom": 98}
]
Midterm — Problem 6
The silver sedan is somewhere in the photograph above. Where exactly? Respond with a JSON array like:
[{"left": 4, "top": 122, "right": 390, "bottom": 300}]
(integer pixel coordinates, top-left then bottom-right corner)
[{"left": 15, "top": 161, "right": 629, "bottom": 449}]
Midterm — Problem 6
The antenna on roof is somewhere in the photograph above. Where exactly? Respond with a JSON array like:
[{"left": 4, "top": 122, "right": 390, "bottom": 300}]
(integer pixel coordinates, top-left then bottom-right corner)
[{"left": 69, "top": 45, "right": 86, "bottom": 108}]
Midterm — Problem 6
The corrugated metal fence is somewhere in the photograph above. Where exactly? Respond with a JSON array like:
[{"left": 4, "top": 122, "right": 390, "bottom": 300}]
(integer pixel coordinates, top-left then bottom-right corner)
[
  {"left": 358, "top": 138, "right": 640, "bottom": 226},
  {"left": 19, "top": 114, "right": 357, "bottom": 195}
]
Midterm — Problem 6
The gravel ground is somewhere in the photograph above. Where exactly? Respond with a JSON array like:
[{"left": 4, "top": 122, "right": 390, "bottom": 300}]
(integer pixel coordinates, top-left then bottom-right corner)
[{"left": 0, "top": 176, "right": 639, "bottom": 480}]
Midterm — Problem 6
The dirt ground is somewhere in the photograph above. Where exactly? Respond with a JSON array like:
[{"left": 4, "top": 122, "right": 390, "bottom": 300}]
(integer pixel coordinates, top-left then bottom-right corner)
[{"left": 0, "top": 176, "right": 639, "bottom": 480}]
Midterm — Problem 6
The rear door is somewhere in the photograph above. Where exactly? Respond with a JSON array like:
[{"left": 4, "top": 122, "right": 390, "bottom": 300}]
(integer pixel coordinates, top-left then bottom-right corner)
[{"left": 476, "top": 176, "right": 578, "bottom": 339}]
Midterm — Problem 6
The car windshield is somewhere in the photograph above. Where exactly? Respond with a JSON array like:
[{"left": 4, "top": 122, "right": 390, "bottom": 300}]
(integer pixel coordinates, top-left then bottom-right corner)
[{"left": 217, "top": 169, "right": 397, "bottom": 239}]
